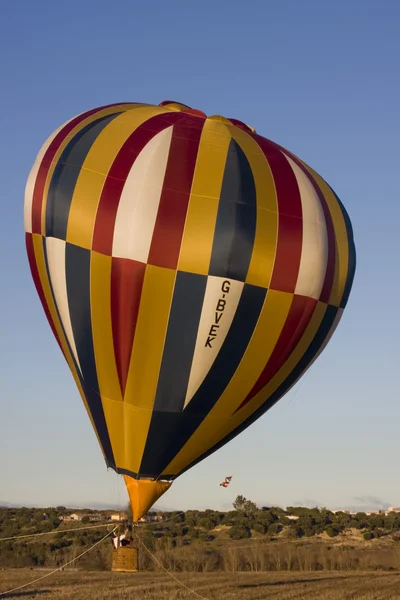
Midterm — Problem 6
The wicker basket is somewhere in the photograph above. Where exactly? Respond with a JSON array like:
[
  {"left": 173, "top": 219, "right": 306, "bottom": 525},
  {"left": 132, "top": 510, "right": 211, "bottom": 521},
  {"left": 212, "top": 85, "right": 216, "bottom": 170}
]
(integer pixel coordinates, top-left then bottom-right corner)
[{"left": 111, "top": 546, "right": 138, "bottom": 572}]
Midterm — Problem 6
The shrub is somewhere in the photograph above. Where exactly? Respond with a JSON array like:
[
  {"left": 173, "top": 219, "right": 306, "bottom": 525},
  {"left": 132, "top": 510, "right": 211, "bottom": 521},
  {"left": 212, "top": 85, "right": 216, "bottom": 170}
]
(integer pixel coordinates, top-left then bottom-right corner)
[
  {"left": 229, "top": 526, "right": 251, "bottom": 540},
  {"left": 326, "top": 527, "right": 338, "bottom": 538},
  {"left": 268, "top": 523, "right": 283, "bottom": 535},
  {"left": 253, "top": 523, "right": 267, "bottom": 535}
]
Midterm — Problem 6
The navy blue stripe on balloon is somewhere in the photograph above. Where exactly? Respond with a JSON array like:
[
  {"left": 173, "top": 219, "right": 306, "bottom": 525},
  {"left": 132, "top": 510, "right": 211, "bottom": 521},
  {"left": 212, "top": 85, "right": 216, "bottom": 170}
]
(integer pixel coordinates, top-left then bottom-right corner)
[
  {"left": 174, "top": 304, "right": 339, "bottom": 479},
  {"left": 139, "top": 411, "right": 201, "bottom": 478},
  {"left": 153, "top": 271, "right": 207, "bottom": 413},
  {"left": 45, "top": 113, "right": 121, "bottom": 240},
  {"left": 64, "top": 242, "right": 115, "bottom": 467},
  {"left": 81, "top": 386, "right": 116, "bottom": 471},
  {"left": 209, "top": 139, "right": 257, "bottom": 281},
  {"left": 65, "top": 244, "right": 99, "bottom": 392},
  {"left": 42, "top": 238, "right": 116, "bottom": 469},
  {"left": 138, "top": 283, "right": 267, "bottom": 478}
]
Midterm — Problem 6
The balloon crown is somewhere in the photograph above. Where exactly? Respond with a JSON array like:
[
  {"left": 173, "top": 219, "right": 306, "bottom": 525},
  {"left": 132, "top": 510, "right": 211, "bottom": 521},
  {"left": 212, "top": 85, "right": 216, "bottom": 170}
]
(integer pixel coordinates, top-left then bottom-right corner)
[{"left": 158, "top": 100, "right": 256, "bottom": 133}]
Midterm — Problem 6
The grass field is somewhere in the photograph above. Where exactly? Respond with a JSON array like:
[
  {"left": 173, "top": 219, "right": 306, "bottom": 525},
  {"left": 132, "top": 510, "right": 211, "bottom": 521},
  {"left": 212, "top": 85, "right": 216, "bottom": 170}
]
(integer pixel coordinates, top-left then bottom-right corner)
[{"left": 1, "top": 570, "right": 400, "bottom": 599}]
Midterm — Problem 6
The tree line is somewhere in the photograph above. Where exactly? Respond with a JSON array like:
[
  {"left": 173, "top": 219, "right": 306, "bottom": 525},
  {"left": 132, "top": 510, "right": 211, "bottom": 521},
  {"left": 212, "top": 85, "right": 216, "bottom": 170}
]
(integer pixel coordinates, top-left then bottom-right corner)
[{"left": 1, "top": 498, "right": 399, "bottom": 570}]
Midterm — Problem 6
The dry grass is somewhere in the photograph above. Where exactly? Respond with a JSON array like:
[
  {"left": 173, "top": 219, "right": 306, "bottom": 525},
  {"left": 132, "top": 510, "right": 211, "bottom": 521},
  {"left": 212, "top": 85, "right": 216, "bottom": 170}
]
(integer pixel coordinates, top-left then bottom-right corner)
[{"left": 1, "top": 569, "right": 400, "bottom": 599}]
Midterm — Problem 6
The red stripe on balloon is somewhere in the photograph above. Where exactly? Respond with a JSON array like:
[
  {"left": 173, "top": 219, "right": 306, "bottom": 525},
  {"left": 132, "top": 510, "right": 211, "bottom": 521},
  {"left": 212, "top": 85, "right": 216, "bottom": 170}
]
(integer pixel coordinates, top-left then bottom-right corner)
[
  {"left": 251, "top": 136, "right": 303, "bottom": 293},
  {"left": 25, "top": 232, "right": 64, "bottom": 355},
  {"left": 235, "top": 294, "right": 317, "bottom": 412},
  {"left": 111, "top": 258, "right": 147, "bottom": 396},
  {"left": 92, "top": 112, "right": 187, "bottom": 256},
  {"left": 30, "top": 104, "right": 129, "bottom": 234},
  {"left": 147, "top": 117, "right": 205, "bottom": 269}
]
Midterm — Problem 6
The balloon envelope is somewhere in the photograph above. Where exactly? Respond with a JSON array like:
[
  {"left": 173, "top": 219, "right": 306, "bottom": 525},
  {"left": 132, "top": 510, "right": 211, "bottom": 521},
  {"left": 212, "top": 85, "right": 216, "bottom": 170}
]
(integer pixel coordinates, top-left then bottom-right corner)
[{"left": 24, "top": 100, "right": 355, "bottom": 518}]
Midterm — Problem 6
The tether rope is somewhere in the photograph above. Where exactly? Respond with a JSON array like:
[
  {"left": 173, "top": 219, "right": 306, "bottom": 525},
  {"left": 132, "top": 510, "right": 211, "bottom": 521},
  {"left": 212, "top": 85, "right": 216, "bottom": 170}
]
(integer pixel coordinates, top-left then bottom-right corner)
[
  {"left": 0, "top": 527, "right": 117, "bottom": 597},
  {"left": 133, "top": 528, "right": 210, "bottom": 600}
]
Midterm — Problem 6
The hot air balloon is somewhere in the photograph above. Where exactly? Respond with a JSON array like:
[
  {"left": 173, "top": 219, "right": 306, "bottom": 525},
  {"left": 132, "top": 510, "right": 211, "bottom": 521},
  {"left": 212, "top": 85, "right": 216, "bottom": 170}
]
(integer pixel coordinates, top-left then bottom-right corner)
[{"left": 24, "top": 100, "right": 356, "bottom": 521}]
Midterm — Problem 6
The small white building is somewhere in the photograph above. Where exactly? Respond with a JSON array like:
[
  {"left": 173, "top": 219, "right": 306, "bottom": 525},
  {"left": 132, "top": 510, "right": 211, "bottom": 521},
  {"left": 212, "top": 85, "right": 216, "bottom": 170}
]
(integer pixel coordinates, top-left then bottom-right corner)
[
  {"left": 138, "top": 513, "right": 163, "bottom": 523},
  {"left": 67, "top": 513, "right": 82, "bottom": 521},
  {"left": 110, "top": 513, "right": 126, "bottom": 521}
]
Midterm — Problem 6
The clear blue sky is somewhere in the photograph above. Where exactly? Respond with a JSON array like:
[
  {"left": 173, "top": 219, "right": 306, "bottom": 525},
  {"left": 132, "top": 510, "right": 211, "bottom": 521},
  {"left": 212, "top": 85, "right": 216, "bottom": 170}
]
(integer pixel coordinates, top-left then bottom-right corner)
[{"left": 1, "top": 0, "right": 399, "bottom": 514}]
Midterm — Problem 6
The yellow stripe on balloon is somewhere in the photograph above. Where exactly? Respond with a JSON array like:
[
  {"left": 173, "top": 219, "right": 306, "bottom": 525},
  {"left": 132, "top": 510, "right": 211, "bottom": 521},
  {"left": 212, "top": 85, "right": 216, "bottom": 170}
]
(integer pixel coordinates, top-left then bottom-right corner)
[
  {"left": 163, "top": 289, "right": 293, "bottom": 476},
  {"left": 90, "top": 251, "right": 122, "bottom": 402},
  {"left": 122, "top": 264, "right": 176, "bottom": 474},
  {"left": 100, "top": 396, "right": 125, "bottom": 469},
  {"left": 177, "top": 119, "right": 231, "bottom": 275},
  {"left": 90, "top": 251, "right": 131, "bottom": 466}
]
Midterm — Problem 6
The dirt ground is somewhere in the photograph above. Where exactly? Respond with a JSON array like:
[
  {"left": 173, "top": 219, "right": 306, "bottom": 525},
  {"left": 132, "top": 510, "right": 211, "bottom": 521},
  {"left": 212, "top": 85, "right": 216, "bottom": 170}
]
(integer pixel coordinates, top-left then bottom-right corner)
[{"left": 1, "top": 569, "right": 400, "bottom": 599}]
